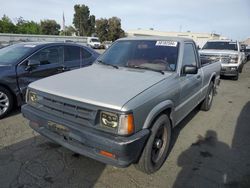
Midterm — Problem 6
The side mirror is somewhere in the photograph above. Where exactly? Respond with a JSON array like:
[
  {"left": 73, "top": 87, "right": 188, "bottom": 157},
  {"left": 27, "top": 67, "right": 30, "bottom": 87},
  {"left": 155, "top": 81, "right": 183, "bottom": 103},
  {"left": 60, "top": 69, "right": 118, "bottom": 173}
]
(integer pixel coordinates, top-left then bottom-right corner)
[
  {"left": 182, "top": 65, "right": 198, "bottom": 75},
  {"left": 27, "top": 60, "right": 40, "bottom": 67},
  {"left": 25, "top": 60, "right": 40, "bottom": 71}
]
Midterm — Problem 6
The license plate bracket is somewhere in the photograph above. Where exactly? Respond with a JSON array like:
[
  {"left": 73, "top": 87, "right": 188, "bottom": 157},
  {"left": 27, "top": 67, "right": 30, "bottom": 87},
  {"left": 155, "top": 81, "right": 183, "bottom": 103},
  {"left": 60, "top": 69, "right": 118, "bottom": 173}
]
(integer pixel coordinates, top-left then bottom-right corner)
[{"left": 47, "top": 121, "right": 69, "bottom": 136}]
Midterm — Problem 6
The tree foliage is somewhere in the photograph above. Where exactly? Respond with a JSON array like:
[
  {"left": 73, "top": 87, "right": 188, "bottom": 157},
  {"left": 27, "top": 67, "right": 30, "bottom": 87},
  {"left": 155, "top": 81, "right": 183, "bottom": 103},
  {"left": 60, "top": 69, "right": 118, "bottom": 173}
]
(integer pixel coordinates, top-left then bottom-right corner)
[
  {"left": 0, "top": 4, "right": 125, "bottom": 39},
  {"left": 96, "top": 17, "right": 125, "bottom": 42},
  {"left": 16, "top": 17, "right": 41, "bottom": 34},
  {"left": 95, "top": 18, "right": 109, "bottom": 42},
  {"left": 40, "top": 19, "right": 61, "bottom": 35},
  {"left": 73, "top": 4, "right": 95, "bottom": 36},
  {"left": 60, "top": 25, "right": 76, "bottom": 36},
  {"left": 0, "top": 15, "right": 16, "bottom": 33},
  {"left": 108, "top": 17, "right": 125, "bottom": 41}
]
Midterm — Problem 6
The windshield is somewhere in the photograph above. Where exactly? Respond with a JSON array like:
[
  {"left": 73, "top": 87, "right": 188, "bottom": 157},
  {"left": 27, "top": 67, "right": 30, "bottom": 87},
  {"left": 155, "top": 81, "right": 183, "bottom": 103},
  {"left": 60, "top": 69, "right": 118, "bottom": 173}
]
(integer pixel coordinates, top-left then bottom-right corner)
[
  {"left": 202, "top": 41, "right": 238, "bottom": 51},
  {"left": 91, "top": 39, "right": 100, "bottom": 42},
  {"left": 0, "top": 44, "right": 35, "bottom": 65},
  {"left": 98, "top": 40, "right": 179, "bottom": 71}
]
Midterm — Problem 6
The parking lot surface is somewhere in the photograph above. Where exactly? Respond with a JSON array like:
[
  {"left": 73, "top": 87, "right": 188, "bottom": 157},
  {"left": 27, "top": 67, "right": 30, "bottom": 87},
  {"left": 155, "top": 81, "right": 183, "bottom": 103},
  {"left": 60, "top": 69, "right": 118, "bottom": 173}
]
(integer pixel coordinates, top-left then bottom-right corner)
[{"left": 0, "top": 62, "right": 250, "bottom": 188}]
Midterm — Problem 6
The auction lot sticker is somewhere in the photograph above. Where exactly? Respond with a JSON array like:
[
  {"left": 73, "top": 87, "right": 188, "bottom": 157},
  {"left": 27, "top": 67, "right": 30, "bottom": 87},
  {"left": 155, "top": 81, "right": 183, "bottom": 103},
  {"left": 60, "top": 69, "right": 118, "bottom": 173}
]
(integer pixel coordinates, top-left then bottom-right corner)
[{"left": 156, "top": 41, "right": 178, "bottom": 47}]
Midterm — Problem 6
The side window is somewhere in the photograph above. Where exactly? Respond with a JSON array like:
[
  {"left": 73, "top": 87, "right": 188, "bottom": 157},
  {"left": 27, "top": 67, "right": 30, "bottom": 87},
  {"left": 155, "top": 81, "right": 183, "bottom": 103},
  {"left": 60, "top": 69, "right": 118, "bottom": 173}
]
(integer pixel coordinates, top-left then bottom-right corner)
[
  {"left": 64, "top": 46, "right": 80, "bottom": 62},
  {"left": 29, "top": 46, "right": 63, "bottom": 65},
  {"left": 81, "top": 48, "right": 92, "bottom": 59},
  {"left": 182, "top": 43, "right": 197, "bottom": 66}
]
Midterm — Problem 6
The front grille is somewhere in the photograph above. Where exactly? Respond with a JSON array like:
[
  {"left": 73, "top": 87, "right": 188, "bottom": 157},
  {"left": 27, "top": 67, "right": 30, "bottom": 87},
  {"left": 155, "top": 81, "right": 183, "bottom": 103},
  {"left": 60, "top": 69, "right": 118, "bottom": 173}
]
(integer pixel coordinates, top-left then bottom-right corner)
[
  {"left": 36, "top": 93, "right": 97, "bottom": 127},
  {"left": 200, "top": 54, "right": 230, "bottom": 65}
]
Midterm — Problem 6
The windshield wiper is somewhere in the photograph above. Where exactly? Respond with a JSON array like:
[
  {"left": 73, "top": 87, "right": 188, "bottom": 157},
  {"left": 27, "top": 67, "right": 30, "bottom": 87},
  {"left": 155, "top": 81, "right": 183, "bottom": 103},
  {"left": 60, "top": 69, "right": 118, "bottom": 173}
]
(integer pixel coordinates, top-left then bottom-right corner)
[
  {"left": 125, "top": 65, "right": 165, "bottom": 75},
  {"left": 97, "top": 60, "right": 119, "bottom": 69}
]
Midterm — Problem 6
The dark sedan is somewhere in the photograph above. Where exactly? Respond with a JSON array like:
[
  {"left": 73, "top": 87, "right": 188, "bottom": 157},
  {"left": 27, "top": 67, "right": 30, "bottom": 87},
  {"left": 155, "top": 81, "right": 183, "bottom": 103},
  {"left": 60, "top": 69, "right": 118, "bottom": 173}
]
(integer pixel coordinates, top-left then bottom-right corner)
[{"left": 0, "top": 42, "right": 99, "bottom": 118}]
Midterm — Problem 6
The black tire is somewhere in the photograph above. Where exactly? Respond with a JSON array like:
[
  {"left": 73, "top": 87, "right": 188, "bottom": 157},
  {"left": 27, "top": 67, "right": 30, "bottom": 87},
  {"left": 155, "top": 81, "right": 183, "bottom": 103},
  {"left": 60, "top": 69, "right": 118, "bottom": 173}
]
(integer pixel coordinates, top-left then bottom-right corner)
[
  {"left": 0, "top": 86, "right": 14, "bottom": 119},
  {"left": 201, "top": 82, "right": 214, "bottom": 111},
  {"left": 232, "top": 72, "right": 239, "bottom": 81},
  {"left": 239, "top": 64, "right": 243, "bottom": 73},
  {"left": 135, "top": 114, "right": 171, "bottom": 174}
]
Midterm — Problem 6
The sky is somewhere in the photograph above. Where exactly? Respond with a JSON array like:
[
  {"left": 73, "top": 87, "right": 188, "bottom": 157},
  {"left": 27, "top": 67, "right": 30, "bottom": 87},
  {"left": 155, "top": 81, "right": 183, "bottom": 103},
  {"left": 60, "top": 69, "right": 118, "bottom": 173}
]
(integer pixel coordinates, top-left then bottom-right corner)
[{"left": 1, "top": 0, "right": 250, "bottom": 40}]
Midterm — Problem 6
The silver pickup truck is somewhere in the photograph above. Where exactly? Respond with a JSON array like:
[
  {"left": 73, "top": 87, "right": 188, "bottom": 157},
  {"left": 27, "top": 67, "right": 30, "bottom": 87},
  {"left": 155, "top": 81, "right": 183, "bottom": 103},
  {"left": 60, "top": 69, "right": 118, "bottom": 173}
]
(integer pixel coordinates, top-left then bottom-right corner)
[
  {"left": 199, "top": 40, "right": 244, "bottom": 80},
  {"left": 22, "top": 37, "right": 220, "bottom": 174}
]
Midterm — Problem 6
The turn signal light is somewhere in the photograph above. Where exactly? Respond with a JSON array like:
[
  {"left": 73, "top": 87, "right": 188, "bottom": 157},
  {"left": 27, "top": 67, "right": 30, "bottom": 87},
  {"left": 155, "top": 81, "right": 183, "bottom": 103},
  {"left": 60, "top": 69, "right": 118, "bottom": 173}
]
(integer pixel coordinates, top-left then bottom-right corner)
[{"left": 100, "top": 150, "right": 116, "bottom": 159}]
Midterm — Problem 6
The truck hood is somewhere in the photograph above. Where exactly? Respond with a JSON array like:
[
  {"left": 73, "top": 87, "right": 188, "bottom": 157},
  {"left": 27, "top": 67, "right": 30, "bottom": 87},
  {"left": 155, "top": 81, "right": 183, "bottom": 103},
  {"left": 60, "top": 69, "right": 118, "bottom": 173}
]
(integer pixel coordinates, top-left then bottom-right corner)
[
  {"left": 29, "top": 64, "right": 171, "bottom": 111},
  {"left": 199, "top": 49, "right": 238, "bottom": 56}
]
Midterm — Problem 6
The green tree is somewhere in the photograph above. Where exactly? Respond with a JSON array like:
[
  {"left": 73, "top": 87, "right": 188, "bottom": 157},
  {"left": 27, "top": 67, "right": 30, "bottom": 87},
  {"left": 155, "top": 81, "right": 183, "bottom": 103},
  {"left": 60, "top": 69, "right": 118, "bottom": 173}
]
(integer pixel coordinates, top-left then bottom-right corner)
[
  {"left": 0, "top": 15, "right": 16, "bottom": 33},
  {"left": 95, "top": 18, "right": 109, "bottom": 42},
  {"left": 16, "top": 17, "right": 41, "bottom": 34},
  {"left": 108, "top": 17, "right": 125, "bottom": 41},
  {"left": 40, "top": 19, "right": 60, "bottom": 35},
  {"left": 73, "top": 4, "right": 95, "bottom": 36},
  {"left": 61, "top": 25, "right": 76, "bottom": 36}
]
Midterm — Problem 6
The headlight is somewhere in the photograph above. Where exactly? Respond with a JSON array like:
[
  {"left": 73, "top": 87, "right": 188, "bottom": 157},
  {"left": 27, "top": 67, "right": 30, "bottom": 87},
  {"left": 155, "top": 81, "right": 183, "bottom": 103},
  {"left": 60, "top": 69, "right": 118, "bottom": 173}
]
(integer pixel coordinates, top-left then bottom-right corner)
[
  {"left": 229, "top": 55, "right": 238, "bottom": 64},
  {"left": 26, "top": 90, "right": 38, "bottom": 103},
  {"left": 100, "top": 112, "right": 119, "bottom": 128},
  {"left": 26, "top": 90, "right": 42, "bottom": 106},
  {"left": 100, "top": 112, "right": 135, "bottom": 135}
]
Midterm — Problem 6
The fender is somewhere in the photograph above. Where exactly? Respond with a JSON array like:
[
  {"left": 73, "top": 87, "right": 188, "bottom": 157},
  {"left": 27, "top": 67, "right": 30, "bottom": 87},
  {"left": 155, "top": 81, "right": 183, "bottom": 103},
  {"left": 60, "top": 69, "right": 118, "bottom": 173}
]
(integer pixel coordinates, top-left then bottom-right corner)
[{"left": 143, "top": 100, "right": 174, "bottom": 129}]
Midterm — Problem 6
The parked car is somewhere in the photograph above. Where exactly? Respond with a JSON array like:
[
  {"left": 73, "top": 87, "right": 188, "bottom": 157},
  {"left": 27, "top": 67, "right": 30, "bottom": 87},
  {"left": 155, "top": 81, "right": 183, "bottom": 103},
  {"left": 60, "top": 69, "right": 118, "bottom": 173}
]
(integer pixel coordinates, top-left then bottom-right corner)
[
  {"left": 102, "top": 41, "right": 113, "bottom": 49},
  {"left": 245, "top": 45, "right": 250, "bottom": 61},
  {"left": 22, "top": 37, "right": 220, "bottom": 174},
  {"left": 199, "top": 40, "right": 245, "bottom": 80},
  {"left": 87, "top": 37, "right": 101, "bottom": 49},
  {"left": 0, "top": 42, "right": 99, "bottom": 118}
]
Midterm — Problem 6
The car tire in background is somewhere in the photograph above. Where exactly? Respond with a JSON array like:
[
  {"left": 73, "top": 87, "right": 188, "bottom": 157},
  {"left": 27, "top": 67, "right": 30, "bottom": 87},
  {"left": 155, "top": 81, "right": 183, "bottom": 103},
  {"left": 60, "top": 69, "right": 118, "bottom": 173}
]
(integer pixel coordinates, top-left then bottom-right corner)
[
  {"left": 135, "top": 114, "right": 171, "bottom": 174},
  {"left": 0, "top": 86, "right": 14, "bottom": 119},
  {"left": 232, "top": 72, "right": 239, "bottom": 81}
]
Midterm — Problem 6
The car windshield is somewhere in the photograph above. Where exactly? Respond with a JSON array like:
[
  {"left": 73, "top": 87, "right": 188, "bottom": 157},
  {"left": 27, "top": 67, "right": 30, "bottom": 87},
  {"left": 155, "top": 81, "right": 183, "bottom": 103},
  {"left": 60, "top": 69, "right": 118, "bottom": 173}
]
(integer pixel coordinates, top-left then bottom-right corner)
[
  {"left": 202, "top": 41, "right": 238, "bottom": 51},
  {"left": 91, "top": 39, "right": 99, "bottom": 42},
  {"left": 98, "top": 40, "right": 179, "bottom": 72},
  {"left": 0, "top": 44, "right": 35, "bottom": 65}
]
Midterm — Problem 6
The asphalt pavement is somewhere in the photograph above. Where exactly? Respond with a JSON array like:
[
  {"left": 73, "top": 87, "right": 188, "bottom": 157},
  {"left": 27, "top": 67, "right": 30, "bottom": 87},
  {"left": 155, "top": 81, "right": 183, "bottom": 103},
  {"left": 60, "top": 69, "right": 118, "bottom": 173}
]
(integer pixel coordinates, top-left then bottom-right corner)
[{"left": 0, "top": 61, "right": 250, "bottom": 188}]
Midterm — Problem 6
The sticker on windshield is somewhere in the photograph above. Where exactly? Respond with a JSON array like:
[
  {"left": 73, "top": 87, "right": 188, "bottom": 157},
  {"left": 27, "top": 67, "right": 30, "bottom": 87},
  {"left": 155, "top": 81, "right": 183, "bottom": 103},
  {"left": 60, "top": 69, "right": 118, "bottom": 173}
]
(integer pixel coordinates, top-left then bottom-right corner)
[
  {"left": 156, "top": 41, "right": 178, "bottom": 47},
  {"left": 24, "top": 44, "right": 37, "bottom": 48}
]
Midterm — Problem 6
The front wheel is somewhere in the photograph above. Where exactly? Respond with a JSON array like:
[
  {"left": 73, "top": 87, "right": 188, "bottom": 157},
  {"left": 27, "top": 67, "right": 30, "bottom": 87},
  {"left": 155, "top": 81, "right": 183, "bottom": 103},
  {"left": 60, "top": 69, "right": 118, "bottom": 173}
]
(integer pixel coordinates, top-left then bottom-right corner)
[
  {"left": 201, "top": 82, "right": 214, "bottom": 111},
  {"left": 0, "top": 86, "right": 14, "bottom": 119},
  {"left": 135, "top": 114, "right": 171, "bottom": 174}
]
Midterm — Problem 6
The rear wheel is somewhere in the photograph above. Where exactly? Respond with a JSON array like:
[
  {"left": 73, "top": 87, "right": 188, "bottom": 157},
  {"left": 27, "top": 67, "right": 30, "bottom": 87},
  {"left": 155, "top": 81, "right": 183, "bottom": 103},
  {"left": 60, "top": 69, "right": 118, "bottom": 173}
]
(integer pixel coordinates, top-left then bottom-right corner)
[
  {"left": 201, "top": 82, "right": 214, "bottom": 111},
  {"left": 135, "top": 114, "right": 171, "bottom": 174},
  {"left": 0, "top": 86, "right": 14, "bottom": 119}
]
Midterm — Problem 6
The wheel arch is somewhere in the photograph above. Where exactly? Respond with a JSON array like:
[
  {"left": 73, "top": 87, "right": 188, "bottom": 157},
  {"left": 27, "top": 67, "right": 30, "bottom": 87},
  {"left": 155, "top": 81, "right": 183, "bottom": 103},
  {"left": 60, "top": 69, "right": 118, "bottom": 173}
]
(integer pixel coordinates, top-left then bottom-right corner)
[{"left": 143, "top": 100, "right": 174, "bottom": 129}]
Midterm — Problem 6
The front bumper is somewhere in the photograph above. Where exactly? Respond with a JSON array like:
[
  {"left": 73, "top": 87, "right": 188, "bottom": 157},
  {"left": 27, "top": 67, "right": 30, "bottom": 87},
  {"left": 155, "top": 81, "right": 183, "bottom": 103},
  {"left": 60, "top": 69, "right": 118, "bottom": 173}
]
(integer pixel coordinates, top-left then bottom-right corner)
[
  {"left": 22, "top": 104, "right": 149, "bottom": 167},
  {"left": 220, "top": 66, "right": 238, "bottom": 76}
]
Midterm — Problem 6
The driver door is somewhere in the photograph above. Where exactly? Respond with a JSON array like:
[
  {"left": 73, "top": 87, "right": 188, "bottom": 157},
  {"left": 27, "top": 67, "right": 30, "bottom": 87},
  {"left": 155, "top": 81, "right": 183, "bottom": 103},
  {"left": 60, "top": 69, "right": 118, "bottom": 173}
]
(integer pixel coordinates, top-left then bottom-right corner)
[{"left": 17, "top": 45, "right": 64, "bottom": 98}]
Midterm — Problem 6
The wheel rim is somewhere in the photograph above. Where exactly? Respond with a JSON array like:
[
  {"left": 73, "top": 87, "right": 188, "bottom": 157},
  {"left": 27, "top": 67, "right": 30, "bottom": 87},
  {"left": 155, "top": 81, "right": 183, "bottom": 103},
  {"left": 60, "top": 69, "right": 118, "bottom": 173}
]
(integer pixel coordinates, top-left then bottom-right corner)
[
  {"left": 151, "top": 124, "right": 168, "bottom": 164},
  {"left": 0, "top": 92, "right": 9, "bottom": 115},
  {"left": 208, "top": 86, "right": 214, "bottom": 106}
]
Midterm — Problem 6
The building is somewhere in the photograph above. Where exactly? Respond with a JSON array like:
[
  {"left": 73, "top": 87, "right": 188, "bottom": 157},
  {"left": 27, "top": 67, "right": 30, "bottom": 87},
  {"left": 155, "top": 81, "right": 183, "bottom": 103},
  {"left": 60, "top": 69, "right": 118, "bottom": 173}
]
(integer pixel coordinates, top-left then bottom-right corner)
[
  {"left": 242, "top": 38, "right": 250, "bottom": 46},
  {"left": 126, "top": 29, "right": 222, "bottom": 48}
]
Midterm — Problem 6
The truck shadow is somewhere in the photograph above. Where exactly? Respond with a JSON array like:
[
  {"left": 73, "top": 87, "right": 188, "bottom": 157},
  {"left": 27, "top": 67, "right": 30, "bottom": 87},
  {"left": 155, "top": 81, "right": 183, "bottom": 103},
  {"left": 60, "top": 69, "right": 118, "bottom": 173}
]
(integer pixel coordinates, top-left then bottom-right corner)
[
  {"left": 0, "top": 135, "right": 106, "bottom": 188},
  {"left": 173, "top": 101, "right": 250, "bottom": 188},
  {"left": 168, "top": 106, "right": 200, "bottom": 156}
]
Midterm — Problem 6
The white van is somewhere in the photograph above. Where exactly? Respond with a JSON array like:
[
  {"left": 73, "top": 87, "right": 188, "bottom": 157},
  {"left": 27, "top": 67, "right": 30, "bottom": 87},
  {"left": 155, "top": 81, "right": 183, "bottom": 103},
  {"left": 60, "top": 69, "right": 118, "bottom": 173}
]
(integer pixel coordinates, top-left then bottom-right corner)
[{"left": 87, "top": 37, "right": 101, "bottom": 49}]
